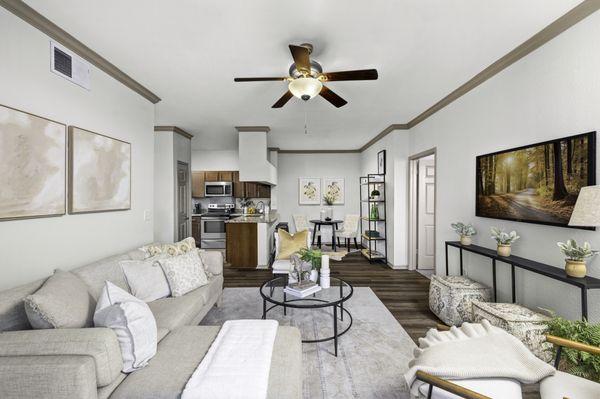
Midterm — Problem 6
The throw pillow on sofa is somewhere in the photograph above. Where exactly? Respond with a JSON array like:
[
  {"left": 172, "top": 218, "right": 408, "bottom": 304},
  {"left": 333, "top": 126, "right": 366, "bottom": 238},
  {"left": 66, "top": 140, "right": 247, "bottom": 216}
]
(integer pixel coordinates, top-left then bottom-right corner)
[
  {"left": 159, "top": 250, "right": 208, "bottom": 297},
  {"left": 24, "top": 269, "right": 96, "bottom": 329},
  {"left": 120, "top": 256, "right": 171, "bottom": 302},
  {"left": 140, "top": 237, "right": 196, "bottom": 258},
  {"left": 276, "top": 229, "right": 309, "bottom": 260},
  {"left": 94, "top": 281, "right": 157, "bottom": 372}
]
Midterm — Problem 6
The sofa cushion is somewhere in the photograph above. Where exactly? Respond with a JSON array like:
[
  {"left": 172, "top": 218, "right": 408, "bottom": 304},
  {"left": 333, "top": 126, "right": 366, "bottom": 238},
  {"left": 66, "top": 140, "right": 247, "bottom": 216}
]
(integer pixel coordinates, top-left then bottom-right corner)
[
  {"left": 120, "top": 257, "right": 171, "bottom": 302},
  {"left": 276, "top": 229, "right": 308, "bottom": 260},
  {"left": 540, "top": 370, "right": 600, "bottom": 399},
  {"left": 73, "top": 253, "right": 133, "bottom": 300},
  {"left": 148, "top": 284, "right": 208, "bottom": 330},
  {"left": 141, "top": 237, "right": 197, "bottom": 258},
  {"left": 159, "top": 251, "right": 209, "bottom": 297},
  {"left": 24, "top": 270, "right": 96, "bottom": 329},
  {"left": 0, "top": 279, "right": 45, "bottom": 331},
  {"left": 198, "top": 249, "right": 224, "bottom": 276}
]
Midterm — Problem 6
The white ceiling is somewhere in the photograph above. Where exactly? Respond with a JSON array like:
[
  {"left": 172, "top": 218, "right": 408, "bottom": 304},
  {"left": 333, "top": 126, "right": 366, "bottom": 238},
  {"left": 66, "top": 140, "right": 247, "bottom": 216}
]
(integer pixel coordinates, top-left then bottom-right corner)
[{"left": 26, "top": 0, "right": 581, "bottom": 150}]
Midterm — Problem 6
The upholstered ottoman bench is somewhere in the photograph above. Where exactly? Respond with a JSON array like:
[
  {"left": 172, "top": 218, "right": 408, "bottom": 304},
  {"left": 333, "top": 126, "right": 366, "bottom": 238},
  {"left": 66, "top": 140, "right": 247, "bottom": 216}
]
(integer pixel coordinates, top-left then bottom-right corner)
[
  {"left": 472, "top": 301, "right": 552, "bottom": 362},
  {"left": 429, "top": 275, "right": 492, "bottom": 326}
]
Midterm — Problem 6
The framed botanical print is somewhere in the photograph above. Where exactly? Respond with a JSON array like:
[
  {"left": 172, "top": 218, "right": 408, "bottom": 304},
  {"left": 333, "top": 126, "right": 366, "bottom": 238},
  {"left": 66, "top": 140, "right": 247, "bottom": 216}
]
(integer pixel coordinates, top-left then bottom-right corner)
[
  {"left": 0, "top": 104, "right": 66, "bottom": 221},
  {"left": 299, "top": 177, "right": 321, "bottom": 205},
  {"left": 378, "top": 150, "right": 386, "bottom": 174},
  {"left": 323, "top": 178, "right": 345, "bottom": 205},
  {"left": 69, "top": 126, "right": 131, "bottom": 213}
]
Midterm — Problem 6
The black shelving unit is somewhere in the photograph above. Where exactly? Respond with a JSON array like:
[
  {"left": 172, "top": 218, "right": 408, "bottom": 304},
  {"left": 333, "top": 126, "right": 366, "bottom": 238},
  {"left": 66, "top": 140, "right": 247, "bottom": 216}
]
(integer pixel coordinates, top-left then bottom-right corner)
[{"left": 359, "top": 173, "right": 387, "bottom": 264}]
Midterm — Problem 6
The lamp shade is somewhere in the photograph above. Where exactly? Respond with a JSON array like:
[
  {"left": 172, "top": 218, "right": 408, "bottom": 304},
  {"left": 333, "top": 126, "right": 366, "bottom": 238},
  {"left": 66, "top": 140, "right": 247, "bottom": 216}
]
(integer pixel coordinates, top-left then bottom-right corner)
[
  {"left": 569, "top": 185, "right": 600, "bottom": 226},
  {"left": 288, "top": 77, "right": 322, "bottom": 100}
]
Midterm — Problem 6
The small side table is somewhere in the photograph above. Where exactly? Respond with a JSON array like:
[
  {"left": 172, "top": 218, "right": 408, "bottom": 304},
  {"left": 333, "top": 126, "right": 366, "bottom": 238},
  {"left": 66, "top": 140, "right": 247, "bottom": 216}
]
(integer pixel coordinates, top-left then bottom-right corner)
[{"left": 309, "top": 219, "right": 343, "bottom": 251}]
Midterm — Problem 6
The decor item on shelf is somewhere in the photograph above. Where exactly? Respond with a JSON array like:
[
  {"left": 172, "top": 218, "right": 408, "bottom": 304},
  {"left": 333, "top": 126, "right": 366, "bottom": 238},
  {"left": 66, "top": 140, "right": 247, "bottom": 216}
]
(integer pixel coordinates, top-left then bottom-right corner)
[
  {"left": 370, "top": 203, "right": 379, "bottom": 220},
  {"left": 370, "top": 189, "right": 381, "bottom": 201},
  {"left": 323, "top": 178, "right": 345, "bottom": 205},
  {"left": 0, "top": 104, "right": 66, "bottom": 221},
  {"left": 557, "top": 239, "right": 598, "bottom": 278},
  {"left": 377, "top": 149, "right": 386, "bottom": 174},
  {"left": 298, "top": 177, "right": 321, "bottom": 205},
  {"left": 68, "top": 126, "right": 131, "bottom": 213},
  {"left": 319, "top": 207, "right": 333, "bottom": 221},
  {"left": 545, "top": 316, "right": 600, "bottom": 382},
  {"left": 491, "top": 227, "right": 520, "bottom": 256},
  {"left": 451, "top": 222, "right": 477, "bottom": 246},
  {"left": 569, "top": 185, "right": 600, "bottom": 229},
  {"left": 476, "top": 131, "right": 596, "bottom": 228},
  {"left": 289, "top": 253, "right": 318, "bottom": 291},
  {"left": 364, "top": 230, "right": 380, "bottom": 238},
  {"left": 320, "top": 255, "right": 330, "bottom": 289},
  {"left": 239, "top": 197, "right": 254, "bottom": 214}
]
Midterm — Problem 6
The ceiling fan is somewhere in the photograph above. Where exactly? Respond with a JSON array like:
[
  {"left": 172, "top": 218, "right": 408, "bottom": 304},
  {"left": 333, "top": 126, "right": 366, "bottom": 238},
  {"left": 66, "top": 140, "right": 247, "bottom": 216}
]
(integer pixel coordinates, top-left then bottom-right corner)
[{"left": 234, "top": 43, "right": 378, "bottom": 108}]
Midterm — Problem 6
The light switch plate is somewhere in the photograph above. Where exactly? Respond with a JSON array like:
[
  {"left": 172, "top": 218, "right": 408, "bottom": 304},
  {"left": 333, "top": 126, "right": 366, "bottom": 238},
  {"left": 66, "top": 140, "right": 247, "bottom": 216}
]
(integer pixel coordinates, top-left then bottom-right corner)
[{"left": 143, "top": 210, "right": 152, "bottom": 222}]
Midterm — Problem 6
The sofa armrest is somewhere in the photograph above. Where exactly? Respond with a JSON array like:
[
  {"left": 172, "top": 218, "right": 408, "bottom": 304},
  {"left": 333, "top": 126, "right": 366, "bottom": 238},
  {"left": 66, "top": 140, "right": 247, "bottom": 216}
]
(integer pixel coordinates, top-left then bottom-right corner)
[
  {"left": 0, "top": 355, "right": 97, "bottom": 399},
  {"left": 199, "top": 250, "right": 223, "bottom": 276},
  {"left": 0, "top": 327, "right": 122, "bottom": 387}
]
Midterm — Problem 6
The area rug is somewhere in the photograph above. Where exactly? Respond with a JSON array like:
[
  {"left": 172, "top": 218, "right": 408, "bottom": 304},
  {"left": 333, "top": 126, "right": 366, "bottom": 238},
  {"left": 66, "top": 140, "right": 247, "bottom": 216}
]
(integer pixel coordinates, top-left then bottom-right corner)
[{"left": 201, "top": 287, "right": 415, "bottom": 399}]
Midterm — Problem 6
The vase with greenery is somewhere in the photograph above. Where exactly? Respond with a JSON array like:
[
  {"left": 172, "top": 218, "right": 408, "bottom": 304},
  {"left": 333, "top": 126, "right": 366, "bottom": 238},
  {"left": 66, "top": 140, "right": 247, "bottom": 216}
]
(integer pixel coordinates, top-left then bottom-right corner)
[
  {"left": 557, "top": 239, "right": 598, "bottom": 278},
  {"left": 299, "top": 248, "right": 322, "bottom": 282},
  {"left": 546, "top": 316, "right": 600, "bottom": 382},
  {"left": 451, "top": 222, "right": 477, "bottom": 246},
  {"left": 491, "top": 227, "right": 519, "bottom": 256},
  {"left": 370, "top": 203, "right": 379, "bottom": 220},
  {"left": 370, "top": 189, "right": 381, "bottom": 201},
  {"left": 323, "top": 193, "right": 335, "bottom": 206}
]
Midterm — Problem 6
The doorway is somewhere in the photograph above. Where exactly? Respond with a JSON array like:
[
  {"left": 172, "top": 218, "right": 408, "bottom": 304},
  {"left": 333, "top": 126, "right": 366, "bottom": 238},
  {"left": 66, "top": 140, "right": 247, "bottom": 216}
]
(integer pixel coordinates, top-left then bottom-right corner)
[
  {"left": 408, "top": 149, "right": 436, "bottom": 271},
  {"left": 176, "top": 161, "right": 190, "bottom": 240}
]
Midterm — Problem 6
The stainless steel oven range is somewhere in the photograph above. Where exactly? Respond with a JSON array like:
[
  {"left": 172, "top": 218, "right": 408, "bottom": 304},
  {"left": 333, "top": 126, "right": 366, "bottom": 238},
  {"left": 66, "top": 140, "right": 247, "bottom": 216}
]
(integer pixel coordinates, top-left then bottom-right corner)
[{"left": 199, "top": 203, "right": 234, "bottom": 249}]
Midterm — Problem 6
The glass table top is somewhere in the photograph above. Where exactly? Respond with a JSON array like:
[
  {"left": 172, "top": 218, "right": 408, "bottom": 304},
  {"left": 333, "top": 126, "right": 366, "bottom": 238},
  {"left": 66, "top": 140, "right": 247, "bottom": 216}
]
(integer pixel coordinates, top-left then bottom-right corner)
[{"left": 260, "top": 276, "right": 353, "bottom": 308}]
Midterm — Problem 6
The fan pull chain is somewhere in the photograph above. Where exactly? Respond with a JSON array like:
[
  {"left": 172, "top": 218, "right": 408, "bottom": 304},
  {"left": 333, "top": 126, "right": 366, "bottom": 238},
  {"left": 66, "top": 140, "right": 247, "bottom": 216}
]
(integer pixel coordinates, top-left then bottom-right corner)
[{"left": 304, "top": 102, "right": 308, "bottom": 135}]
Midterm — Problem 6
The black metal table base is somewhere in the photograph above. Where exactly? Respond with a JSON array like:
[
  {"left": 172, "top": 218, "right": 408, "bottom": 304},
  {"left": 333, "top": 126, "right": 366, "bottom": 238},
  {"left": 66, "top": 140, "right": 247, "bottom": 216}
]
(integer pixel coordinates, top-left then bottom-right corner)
[{"left": 262, "top": 298, "right": 353, "bottom": 357}]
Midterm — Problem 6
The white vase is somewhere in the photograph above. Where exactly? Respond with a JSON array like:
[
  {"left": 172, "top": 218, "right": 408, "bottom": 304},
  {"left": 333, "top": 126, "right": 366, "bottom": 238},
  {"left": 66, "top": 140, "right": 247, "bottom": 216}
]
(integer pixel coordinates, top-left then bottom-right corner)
[
  {"left": 309, "top": 270, "right": 319, "bottom": 282},
  {"left": 460, "top": 236, "right": 472, "bottom": 246},
  {"left": 320, "top": 269, "right": 330, "bottom": 289}
]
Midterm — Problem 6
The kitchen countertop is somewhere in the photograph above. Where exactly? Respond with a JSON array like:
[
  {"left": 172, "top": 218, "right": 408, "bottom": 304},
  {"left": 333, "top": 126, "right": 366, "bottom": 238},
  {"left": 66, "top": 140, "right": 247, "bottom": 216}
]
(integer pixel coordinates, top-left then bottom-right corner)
[{"left": 226, "top": 211, "right": 279, "bottom": 224}]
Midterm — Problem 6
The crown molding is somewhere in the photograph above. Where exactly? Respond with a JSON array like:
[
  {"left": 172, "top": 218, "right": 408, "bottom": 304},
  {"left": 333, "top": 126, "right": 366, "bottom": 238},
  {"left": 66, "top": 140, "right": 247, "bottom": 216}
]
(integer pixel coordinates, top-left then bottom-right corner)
[
  {"left": 267, "top": 147, "right": 280, "bottom": 152},
  {"left": 278, "top": 149, "right": 361, "bottom": 154},
  {"left": 154, "top": 126, "right": 193, "bottom": 139},
  {"left": 235, "top": 126, "right": 271, "bottom": 132},
  {"left": 360, "top": 124, "right": 409, "bottom": 152},
  {"left": 0, "top": 0, "right": 161, "bottom": 104}
]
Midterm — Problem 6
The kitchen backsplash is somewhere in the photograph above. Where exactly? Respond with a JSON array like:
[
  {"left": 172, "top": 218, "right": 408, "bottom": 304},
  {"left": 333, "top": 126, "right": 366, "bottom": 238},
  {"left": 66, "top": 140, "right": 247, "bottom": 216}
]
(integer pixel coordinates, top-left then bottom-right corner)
[{"left": 192, "top": 197, "right": 271, "bottom": 214}]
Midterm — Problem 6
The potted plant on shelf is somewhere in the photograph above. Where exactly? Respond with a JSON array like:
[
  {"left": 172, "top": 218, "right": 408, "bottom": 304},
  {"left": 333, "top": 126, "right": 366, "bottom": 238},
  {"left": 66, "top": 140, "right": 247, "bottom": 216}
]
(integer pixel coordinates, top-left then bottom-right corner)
[
  {"left": 299, "top": 247, "right": 323, "bottom": 282},
  {"left": 370, "top": 189, "right": 381, "bottom": 201},
  {"left": 491, "top": 227, "right": 520, "bottom": 256},
  {"left": 557, "top": 239, "right": 598, "bottom": 278},
  {"left": 451, "top": 222, "right": 477, "bottom": 246}
]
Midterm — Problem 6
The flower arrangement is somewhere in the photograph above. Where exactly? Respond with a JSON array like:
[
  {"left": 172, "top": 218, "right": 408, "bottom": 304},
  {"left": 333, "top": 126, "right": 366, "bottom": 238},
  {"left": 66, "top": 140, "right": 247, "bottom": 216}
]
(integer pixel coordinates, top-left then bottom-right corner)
[
  {"left": 323, "top": 193, "right": 336, "bottom": 206},
  {"left": 451, "top": 222, "right": 477, "bottom": 246},
  {"left": 490, "top": 227, "right": 519, "bottom": 256},
  {"left": 298, "top": 247, "right": 323, "bottom": 271},
  {"left": 557, "top": 239, "right": 598, "bottom": 278}
]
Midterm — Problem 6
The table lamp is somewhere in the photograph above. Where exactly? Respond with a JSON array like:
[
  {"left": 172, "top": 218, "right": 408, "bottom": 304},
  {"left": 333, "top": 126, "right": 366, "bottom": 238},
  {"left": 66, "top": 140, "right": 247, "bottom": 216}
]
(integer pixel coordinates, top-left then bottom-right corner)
[{"left": 569, "top": 186, "right": 600, "bottom": 227}]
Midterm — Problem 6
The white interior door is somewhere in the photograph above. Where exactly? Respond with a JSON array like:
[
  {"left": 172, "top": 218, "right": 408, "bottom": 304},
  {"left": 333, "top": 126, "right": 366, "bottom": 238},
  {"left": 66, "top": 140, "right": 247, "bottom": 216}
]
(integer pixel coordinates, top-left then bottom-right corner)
[
  {"left": 177, "top": 162, "right": 190, "bottom": 240},
  {"left": 417, "top": 158, "right": 435, "bottom": 269}
]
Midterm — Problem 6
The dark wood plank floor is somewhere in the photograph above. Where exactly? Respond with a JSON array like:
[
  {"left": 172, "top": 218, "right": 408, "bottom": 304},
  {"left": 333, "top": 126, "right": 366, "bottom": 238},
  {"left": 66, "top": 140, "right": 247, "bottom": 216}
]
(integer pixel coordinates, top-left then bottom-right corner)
[{"left": 223, "top": 251, "right": 441, "bottom": 342}]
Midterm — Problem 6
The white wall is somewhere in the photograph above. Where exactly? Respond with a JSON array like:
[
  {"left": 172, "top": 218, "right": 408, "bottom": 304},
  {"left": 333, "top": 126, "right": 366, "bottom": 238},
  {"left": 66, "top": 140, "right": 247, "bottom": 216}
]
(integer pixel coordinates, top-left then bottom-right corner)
[
  {"left": 409, "top": 12, "right": 600, "bottom": 322},
  {"left": 277, "top": 153, "right": 361, "bottom": 243},
  {"left": 191, "top": 150, "right": 239, "bottom": 171},
  {"left": 0, "top": 9, "right": 155, "bottom": 290}
]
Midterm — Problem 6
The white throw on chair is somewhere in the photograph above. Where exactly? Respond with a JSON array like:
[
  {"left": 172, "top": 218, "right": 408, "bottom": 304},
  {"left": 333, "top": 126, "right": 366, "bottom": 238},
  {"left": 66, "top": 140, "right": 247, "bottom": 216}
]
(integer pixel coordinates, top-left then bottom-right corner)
[{"left": 336, "top": 214, "right": 360, "bottom": 251}]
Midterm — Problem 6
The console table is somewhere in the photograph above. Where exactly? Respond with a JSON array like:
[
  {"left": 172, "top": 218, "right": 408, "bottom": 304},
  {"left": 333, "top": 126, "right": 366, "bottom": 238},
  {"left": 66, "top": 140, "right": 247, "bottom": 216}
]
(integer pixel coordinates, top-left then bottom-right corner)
[{"left": 445, "top": 241, "right": 600, "bottom": 320}]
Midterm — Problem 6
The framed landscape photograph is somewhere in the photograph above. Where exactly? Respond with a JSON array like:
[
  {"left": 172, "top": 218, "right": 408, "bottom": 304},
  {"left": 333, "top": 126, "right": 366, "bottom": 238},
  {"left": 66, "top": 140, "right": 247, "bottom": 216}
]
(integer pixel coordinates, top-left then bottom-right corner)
[
  {"left": 299, "top": 177, "right": 321, "bottom": 205},
  {"left": 323, "top": 178, "right": 345, "bottom": 205},
  {"left": 378, "top": 150, "right": 386, "bottom": 174},
  {"left": 0, "top": 104, "right": 66, "bottom": 221},
  {"left": 476, "top": 132, "right": 596, "bottom": 229},
  {"left": 69, "top": 126, "right": 131, "bottom": 214}
]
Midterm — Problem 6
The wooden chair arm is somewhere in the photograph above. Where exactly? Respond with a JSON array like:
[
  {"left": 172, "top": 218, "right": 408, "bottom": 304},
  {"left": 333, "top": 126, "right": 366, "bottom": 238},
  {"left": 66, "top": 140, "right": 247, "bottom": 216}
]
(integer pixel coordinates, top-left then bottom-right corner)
[
  {"left": 415, "top": 371, "right": 492, "bottom": 399},
  {"left": 546, "top": 334, "right": 600, "bottom": 356},
  {"left": 436, "top": 323, "right": 451, "bottom": 331}
]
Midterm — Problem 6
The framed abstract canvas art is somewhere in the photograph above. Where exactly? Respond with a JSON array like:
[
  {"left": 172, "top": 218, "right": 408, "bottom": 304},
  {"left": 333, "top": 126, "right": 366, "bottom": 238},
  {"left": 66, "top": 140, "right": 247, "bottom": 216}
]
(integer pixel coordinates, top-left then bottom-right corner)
[
  {"left": 299, "top": 177, "right": 321, "bottom": 205},
  {"left": 0, "top": 104, "right": 66, "bottom": 221},
  {"left": 323, "top": 178, "right": 345, "bottom": 205},
  {"left": 68, "top": 126, "right": 131, "bottom": 213}
]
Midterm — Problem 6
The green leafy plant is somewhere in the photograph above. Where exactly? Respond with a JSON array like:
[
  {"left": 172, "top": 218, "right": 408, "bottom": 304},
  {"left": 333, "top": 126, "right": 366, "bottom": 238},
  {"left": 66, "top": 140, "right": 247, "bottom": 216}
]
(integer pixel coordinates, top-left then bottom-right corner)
[
  {"left": 557, "top": 239, "right": 598, "bottom": 261},
  {"left": 546, "top": 316, "right": 600, "bottom": 382},
  {"left": 490, "top": 227, "right": 520, "bottom": 245},
  {"left": 298, "top": 247, "right": 322, "bottom": 270},
  {"left": 451, "top": 222, "right": 477, "bottom": 237},
  {"left": 370, "top": 189, "right": 380, "bottom": 197},
  {"left": 323, "top": 193, "right": 335, "bottom": 206}
]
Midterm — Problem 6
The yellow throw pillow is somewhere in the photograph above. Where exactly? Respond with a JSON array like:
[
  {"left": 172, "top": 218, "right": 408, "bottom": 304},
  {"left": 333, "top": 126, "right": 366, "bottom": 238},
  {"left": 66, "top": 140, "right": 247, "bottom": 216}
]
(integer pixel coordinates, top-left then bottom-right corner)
[{"left": 277, "top": 229, "right": 309, "bottom": 260}]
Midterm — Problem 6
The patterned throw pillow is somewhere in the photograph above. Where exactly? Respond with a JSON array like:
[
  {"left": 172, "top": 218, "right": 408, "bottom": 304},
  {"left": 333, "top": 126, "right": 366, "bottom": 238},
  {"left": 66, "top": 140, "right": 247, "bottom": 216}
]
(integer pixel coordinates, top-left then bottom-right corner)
[
  {"left": 140, "top": 237, "right": 196, "bottom": 258},
  {"left": 158, "top": 251, "right": 209, "bottom": 297}
]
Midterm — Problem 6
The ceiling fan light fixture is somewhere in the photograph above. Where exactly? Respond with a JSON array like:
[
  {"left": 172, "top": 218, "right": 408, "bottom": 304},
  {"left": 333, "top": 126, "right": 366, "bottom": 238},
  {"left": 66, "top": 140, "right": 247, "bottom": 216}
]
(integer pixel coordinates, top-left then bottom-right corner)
[{"left": 288, "top": 77, "right": 323, "bottom": 101}]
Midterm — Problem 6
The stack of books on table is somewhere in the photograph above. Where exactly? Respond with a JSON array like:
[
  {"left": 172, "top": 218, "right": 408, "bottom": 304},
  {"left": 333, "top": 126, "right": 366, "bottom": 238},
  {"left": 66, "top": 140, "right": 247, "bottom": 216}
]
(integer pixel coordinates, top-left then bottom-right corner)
[{"left": 284, "top": 282, "right": 322, "bottom": 298}]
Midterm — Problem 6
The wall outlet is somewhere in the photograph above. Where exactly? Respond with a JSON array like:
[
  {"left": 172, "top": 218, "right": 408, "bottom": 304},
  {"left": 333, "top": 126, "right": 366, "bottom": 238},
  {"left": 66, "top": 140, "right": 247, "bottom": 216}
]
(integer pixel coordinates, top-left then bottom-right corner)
[{"left": 143, "top": 210, "right": 152, "bottom": 222}]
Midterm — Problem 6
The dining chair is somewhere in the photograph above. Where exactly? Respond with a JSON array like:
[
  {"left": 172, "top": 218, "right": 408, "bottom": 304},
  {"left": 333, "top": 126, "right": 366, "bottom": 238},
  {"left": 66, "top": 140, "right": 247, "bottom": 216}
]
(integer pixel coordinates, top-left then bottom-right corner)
[
  {"left": 293, "top": 214, "right": 319, "bottom": 245},
  {"left": 336, "top": 214, "right": 360, "bottom": 251}
]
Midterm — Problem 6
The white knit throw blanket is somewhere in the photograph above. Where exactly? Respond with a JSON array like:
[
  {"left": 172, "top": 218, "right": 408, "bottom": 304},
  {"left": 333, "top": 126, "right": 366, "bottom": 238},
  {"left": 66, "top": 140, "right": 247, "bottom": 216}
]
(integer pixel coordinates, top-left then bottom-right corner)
[{"left": 404, "top": 320, "right": 555, "bottom": 396}]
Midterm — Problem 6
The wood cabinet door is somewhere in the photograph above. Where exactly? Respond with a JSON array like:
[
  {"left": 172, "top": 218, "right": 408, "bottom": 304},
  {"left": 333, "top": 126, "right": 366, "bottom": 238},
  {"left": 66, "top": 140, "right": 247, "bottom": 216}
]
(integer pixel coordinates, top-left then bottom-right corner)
[
  {"left": 191, "top": 219, "right": 201, "bottom": 246},
  {"left": 245, "top": 182, "right": 258, "bottom": 198},
  {"left": 258, "top": 184, "right": 271, "bottom": 199},
  {"left": 232, "top": 171, "right": 245, "bottom": 198},
  {"left": 226, "top": 223, "right": 257, "bottom": 268},
  {"left": 191, "top": 172, "right": 205, "bottom": 198},
  {"left": 218, "top": 171, "right": 233, "bottom": 182},
  {"left": 204, "top": 171, "right": 220, "bottom": 182}
]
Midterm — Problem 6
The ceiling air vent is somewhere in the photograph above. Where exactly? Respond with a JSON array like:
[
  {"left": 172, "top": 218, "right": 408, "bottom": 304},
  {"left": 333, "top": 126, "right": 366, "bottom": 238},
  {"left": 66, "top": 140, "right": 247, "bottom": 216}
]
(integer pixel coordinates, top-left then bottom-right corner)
[{"left": 50, "top": 41, "right": 91, "bottom": 90}]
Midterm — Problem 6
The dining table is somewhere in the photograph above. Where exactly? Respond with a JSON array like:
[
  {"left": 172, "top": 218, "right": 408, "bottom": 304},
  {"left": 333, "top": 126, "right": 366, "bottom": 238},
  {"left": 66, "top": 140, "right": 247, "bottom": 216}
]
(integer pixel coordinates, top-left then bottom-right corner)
[{"left": 309, "top": 219, "right": 343, "bottom": 251}]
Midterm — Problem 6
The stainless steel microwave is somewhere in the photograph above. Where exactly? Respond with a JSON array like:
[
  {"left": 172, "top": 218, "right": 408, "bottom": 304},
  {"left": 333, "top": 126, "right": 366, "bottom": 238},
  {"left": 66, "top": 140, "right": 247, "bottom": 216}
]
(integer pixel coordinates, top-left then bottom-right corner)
[{"left": 204, "top": 181, "right": 233, "bottom": 197}]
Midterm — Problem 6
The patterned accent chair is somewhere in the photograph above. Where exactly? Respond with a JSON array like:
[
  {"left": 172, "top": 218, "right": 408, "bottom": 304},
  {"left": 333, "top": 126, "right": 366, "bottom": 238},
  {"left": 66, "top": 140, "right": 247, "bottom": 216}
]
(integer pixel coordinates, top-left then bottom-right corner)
[{"left": 336, "top": 214, "right": 360, "bottom": 251}]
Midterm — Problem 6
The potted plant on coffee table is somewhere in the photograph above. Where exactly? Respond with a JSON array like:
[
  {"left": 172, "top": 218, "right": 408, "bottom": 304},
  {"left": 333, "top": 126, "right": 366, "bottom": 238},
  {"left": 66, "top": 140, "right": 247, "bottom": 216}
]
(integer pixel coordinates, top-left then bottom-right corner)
[
  {"left": 557, "top": 239, "right": 598, "bottom": 278},
  {"left": 491, "top": 227, "right": 520, "bottom": 256},
  {"left": 299, "top": 248, "right": 323, "bottom": 282},
  {"left": 451, "top": 222, "right": 477, "bottom": 246}
]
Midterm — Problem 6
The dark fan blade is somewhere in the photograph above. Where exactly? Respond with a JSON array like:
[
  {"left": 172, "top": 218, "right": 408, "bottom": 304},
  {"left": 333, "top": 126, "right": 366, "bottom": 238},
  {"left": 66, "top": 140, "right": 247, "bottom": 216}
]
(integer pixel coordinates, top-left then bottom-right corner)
[
  {"left": 319, "top": 86, "right": 347, "bottom": 108},
  {"left": 234, "top": 77, "right": 287, "bottom": 82},
  {"left": 321, "top": 69, "right": 378, "bottom": 81},
  {"left": 272, "top": 90, "right": 294, "bottom": 108},
  {"left": 289, "top": 45, "right": 311, "bottom": 74}
]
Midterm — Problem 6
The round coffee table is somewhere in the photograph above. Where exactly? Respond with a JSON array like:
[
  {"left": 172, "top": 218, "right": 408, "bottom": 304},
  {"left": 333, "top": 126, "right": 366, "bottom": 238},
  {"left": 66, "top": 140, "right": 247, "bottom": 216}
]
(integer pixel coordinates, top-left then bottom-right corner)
[{"left": 259, "top": 276, "right": 353, "bottom": 357}]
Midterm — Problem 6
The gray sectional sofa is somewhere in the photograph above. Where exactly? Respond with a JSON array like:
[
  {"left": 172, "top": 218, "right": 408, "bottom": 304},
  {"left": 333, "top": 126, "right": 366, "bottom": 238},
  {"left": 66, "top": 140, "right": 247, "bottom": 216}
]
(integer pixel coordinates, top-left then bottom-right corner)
[{"left": 0, "top": 246, "right": 302, "bottom": 399}]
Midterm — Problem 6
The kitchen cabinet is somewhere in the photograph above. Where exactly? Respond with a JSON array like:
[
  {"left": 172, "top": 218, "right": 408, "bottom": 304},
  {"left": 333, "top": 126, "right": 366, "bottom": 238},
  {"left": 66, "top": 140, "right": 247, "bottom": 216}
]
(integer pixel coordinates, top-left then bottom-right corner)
[
  {"left": 192, "top": 172, "right": 205, "bottom": 198},
  {"left": 232, "top": 171, "right": 244, "bottom": 198},
  {"left": 204, "top": 171, "right": 220, "bottom": 182},
  {"left": 226, "top": 223, "right": 257, "bottom": 268},
  {"left": 191, "top": 218, "right": 201, "bottom": 246},
  {"left": 258, "top": 184, "right": 271, "bottom": 199},
  {"left": 218, "top": 171, "right": 233, "bottom": 181}
]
